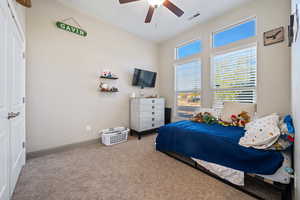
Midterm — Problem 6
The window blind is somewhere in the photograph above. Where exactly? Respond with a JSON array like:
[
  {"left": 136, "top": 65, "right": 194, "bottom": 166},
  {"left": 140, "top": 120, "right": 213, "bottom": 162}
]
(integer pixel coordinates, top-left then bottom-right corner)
[
  {"left": 175, "top": 60, "right": 201, "bottom": 118},
  {"left": 176, "top": 61, "right": 201, "bottom": 92},
  {"left": 212, "top": 46, "right": 257, "bottom": 108}
]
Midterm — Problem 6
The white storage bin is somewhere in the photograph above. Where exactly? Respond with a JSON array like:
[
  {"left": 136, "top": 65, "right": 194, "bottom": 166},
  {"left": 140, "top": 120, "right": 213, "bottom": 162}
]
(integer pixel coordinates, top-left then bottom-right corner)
[{"left": 101, "top": 127, "right": 129, "bottom": 146}]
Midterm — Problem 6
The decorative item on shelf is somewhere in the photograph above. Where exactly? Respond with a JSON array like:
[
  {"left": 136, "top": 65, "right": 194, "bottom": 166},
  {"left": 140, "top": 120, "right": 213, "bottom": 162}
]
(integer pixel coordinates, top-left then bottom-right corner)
[
  {"left": 100, "top": 70, "right": 118, "bottom": 79},
  {"left": 110, "top": 86, "right": 119, "bottom": 92},
  {"left": 264, "top": 26, "right": 284, "bottom": 46},
  {"left": 99, "top": 82, "right": 119, "bottom": 93}
]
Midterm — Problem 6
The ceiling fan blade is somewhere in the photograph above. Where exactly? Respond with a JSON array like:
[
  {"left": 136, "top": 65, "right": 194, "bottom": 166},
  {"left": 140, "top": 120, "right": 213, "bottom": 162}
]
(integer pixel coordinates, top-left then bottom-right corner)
[
  {"left": 145, "top": 6, "right": 155, "bottom": 23},
  {"left": 163, "top": 0, "right": 184, "bottom": 17},
  {"left": 119, "top": 0, "right": 141, "bottom": 4},
  {"left": 16, "top": 0, "right": 32, "bottom": 8}
]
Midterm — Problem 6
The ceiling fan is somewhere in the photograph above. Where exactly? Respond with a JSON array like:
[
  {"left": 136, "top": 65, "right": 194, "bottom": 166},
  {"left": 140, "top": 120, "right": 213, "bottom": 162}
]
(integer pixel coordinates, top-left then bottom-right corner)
[{"left": 119, "top": 0, "right": 184, "bottom": 23}]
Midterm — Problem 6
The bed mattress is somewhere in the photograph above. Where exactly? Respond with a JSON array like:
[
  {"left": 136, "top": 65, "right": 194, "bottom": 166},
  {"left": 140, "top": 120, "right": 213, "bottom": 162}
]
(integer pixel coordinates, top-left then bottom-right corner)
[
  {"left": 192, "top": 151, "right": 291, "bottom": 186},
  {"left": 256, "top": 151, "right": 291, "bottom": 184}
]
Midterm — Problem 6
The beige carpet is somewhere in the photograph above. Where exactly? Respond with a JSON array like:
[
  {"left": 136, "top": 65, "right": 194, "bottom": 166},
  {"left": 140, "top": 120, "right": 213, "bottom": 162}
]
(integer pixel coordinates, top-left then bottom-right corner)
[{"left": 13, "top": 135, "right": 277, "bottom": 200}]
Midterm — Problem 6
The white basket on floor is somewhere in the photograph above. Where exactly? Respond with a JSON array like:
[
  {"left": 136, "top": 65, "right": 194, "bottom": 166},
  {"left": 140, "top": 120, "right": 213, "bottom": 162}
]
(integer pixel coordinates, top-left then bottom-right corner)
[{"left": 101, "top": 127, "right": 129, "bottom": 146}]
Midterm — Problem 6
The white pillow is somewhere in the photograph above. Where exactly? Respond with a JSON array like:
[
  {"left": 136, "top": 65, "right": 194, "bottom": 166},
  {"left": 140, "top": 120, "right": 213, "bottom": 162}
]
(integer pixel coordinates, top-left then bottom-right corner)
[
  {"left": 239, "top": 113, "right": 281, "bottom": 149},
  {"left": 221, "top": 102, "right": 256, "bottom": 122}
]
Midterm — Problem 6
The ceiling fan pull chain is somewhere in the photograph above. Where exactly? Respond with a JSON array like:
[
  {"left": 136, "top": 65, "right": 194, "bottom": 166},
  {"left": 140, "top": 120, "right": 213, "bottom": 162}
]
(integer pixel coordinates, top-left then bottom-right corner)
[{"left": 154, "top": 7, "right": 162, "bottom": 29}]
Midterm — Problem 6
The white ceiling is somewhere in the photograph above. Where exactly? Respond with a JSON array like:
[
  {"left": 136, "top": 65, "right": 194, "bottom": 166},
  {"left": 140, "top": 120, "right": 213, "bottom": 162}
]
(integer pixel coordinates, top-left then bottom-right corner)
[{"left": 58, "top": 0, "right": 254, "bottom": 43}]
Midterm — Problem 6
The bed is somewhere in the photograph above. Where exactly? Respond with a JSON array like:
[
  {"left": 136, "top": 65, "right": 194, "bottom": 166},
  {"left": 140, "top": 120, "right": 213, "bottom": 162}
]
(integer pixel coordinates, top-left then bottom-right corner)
[{"left": 156, "top": 120, "right": 292, "bottom": 200}]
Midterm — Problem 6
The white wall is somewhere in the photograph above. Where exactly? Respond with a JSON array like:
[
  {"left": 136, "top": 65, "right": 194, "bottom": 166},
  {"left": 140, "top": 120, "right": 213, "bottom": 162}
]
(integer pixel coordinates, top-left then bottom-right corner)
[
  {"left": 26, "top": 0, "right": 159, "bottom": 153},
  {"left": 158, "top": 0, "right": 291, "bottom": 118},
  {"left": 26, "top": 0, "right": 291, "bottom": 153}
]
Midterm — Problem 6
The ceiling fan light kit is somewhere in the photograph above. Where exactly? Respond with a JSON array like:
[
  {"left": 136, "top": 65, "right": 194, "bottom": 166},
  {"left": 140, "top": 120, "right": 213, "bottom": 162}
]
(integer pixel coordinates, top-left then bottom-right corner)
[
  {"left": 148, "top": 0, "right": 164, "bottom": 7},
  {"left": 119, "top": 0, "right": 184, "bottom": 23}
]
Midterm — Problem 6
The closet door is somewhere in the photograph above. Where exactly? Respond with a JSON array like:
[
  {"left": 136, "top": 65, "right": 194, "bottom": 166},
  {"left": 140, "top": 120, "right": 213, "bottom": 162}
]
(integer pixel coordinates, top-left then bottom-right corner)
[
  {"left": 0, "top": 3, "right": 10, "bottom": 200},
  {"left": 0, "top": 1, "right": 25, "bottom": 199},
  {"left": 7, "top": 8, "right": 26, "bottom": 196}
]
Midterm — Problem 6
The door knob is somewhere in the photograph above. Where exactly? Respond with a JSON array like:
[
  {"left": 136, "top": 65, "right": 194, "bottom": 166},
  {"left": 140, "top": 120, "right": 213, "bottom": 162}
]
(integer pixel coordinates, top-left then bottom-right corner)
[{"left": 8, "top": 112, "right": 20, "bottom": 120}]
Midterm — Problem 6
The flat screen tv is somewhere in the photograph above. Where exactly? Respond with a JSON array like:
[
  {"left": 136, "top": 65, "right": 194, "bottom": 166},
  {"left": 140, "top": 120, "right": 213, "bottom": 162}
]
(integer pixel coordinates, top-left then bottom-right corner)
[{"left": 132, "top": 68, "right": 157, "bottom": 88}]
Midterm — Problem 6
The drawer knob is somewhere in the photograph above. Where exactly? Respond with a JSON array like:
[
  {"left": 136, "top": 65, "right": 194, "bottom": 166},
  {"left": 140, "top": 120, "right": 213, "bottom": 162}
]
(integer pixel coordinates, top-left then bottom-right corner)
[
  {"left": 152, "top": 112, "right": 155, "bottom": 115},
  {"left": 152, "top": 124, "right": 155, "bottom": 127},
  {"left": 152, "top": 118, "right": 155, "bottom": 121},
  {"left": 152, "top": 106, "right": 155, "bottom": 109}
]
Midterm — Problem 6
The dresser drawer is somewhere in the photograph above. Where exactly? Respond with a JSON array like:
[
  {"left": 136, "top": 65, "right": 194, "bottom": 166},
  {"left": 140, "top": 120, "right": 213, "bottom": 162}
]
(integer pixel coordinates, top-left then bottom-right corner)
[
  {"left": 141, "top": 123, "right": 154, "bottom": 130},
  {"left": 140, "top": 111, "right": 164, "bottom": 119},
  {"left": 140, "top": 99, "right": 155, "bottom": 105},
  {"left": 154, "top": 120, "right": 164, "bottom": 127},
  {"left": 140, "top": 121, "right": 164, "bottom": 130},
  {"left": 140, "top": 98, "right": 164, "bottom": 105},
  {"left": 141, "top": 116, "right": 164, "bottom": 124},
  {"left": 139, "top": 104, "right": 163, "bottom": 111}
]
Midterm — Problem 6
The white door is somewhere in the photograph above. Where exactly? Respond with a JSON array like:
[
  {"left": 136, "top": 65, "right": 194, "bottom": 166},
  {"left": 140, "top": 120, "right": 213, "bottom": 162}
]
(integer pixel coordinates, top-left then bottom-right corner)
[
  {"left": 7, "top": 8, "right": 26, "bottom": 194},
  {"left": 291, "top": 0, "right": 300, "bottom": 199},
  {"left": 0, "top": 1, "right": 26, "bottom": 199},
  {"left": 0, "top": 2, "right": 10, "bottom": 200}
]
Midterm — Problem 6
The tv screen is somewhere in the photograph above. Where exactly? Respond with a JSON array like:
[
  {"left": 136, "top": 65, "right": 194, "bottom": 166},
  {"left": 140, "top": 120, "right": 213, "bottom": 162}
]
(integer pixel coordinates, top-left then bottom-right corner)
[{"left": 132, "top": 68, "right": 157, "bottom": 88}]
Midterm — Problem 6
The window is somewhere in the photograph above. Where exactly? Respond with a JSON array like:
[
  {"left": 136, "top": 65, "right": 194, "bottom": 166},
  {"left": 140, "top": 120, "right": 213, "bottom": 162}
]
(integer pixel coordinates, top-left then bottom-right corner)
[
  {"left": 176, "top": 40, "right": 202, "bottom": 60},
  {"left": 212, "top": 46, "right": 257, "bottom": 108},
  {"left": 175, "top": 61, "right": 201, "bottom": 118},
  {"left": 213, "top": 19, "right": 256, "bottom": 48}
]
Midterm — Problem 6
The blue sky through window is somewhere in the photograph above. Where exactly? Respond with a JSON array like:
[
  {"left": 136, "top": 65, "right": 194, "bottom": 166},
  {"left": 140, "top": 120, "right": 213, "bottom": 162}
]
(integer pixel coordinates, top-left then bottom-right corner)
[
  {"left": 177, "top": 40, "right": 202, "bottom": 59},
  {"left": 213, "top": 19, "right": 256, "bottom": 48}
]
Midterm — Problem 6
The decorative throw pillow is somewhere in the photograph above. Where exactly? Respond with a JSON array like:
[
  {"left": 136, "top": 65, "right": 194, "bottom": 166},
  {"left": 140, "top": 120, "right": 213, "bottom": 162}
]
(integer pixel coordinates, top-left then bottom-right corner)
[
  {"left": 269, "top": 115, "right": 295, "bottom": 151},
  {"left": 281, "top": 115, "right": 295, "bottom": 133},
  {"left": 239, "top": 113, "right": 281, "bottom": 149},
  {"left": 221, "top": 102, "right": 256, "bottom": 123}
]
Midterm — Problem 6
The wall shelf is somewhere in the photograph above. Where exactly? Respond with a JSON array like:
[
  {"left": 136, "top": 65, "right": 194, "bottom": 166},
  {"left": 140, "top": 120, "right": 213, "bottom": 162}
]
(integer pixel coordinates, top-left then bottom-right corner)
[
  {"left": 100, "top": 90, "right": 119, "bottom": 93},
  {"left": 100, "top": 76, "right": 118, "bottom": 80}
]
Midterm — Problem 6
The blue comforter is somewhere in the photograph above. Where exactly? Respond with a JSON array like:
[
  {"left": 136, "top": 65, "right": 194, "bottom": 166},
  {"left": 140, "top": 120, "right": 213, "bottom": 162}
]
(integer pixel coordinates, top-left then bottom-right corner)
[{"left": 156, "top": 120, "right": 284, "bottom": 175}]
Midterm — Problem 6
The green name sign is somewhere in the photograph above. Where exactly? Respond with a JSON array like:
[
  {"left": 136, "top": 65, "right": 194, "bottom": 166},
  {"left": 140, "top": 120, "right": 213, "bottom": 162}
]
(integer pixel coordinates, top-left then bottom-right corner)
[{"left": 56, "top": 21, "right": 87, "bottom": 37}]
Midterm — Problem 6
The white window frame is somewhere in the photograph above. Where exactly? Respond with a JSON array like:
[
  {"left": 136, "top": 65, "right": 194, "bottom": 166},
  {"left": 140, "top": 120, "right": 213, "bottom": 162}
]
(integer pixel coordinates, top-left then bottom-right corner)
[
  {"left": 211, "top": 17, "right": 257, "bottom": 49},
  {"left": 210, "top": 43, "right": 258, "bottom": 108},
  {"left": 175, "top": 38, "right": 203, "bottom": 60},
  {"left": 210, "top": 17, "right": 258, "bottom": 109},
  {"left": 174, "top": 59, "right": 202, "bottom": 119}
]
